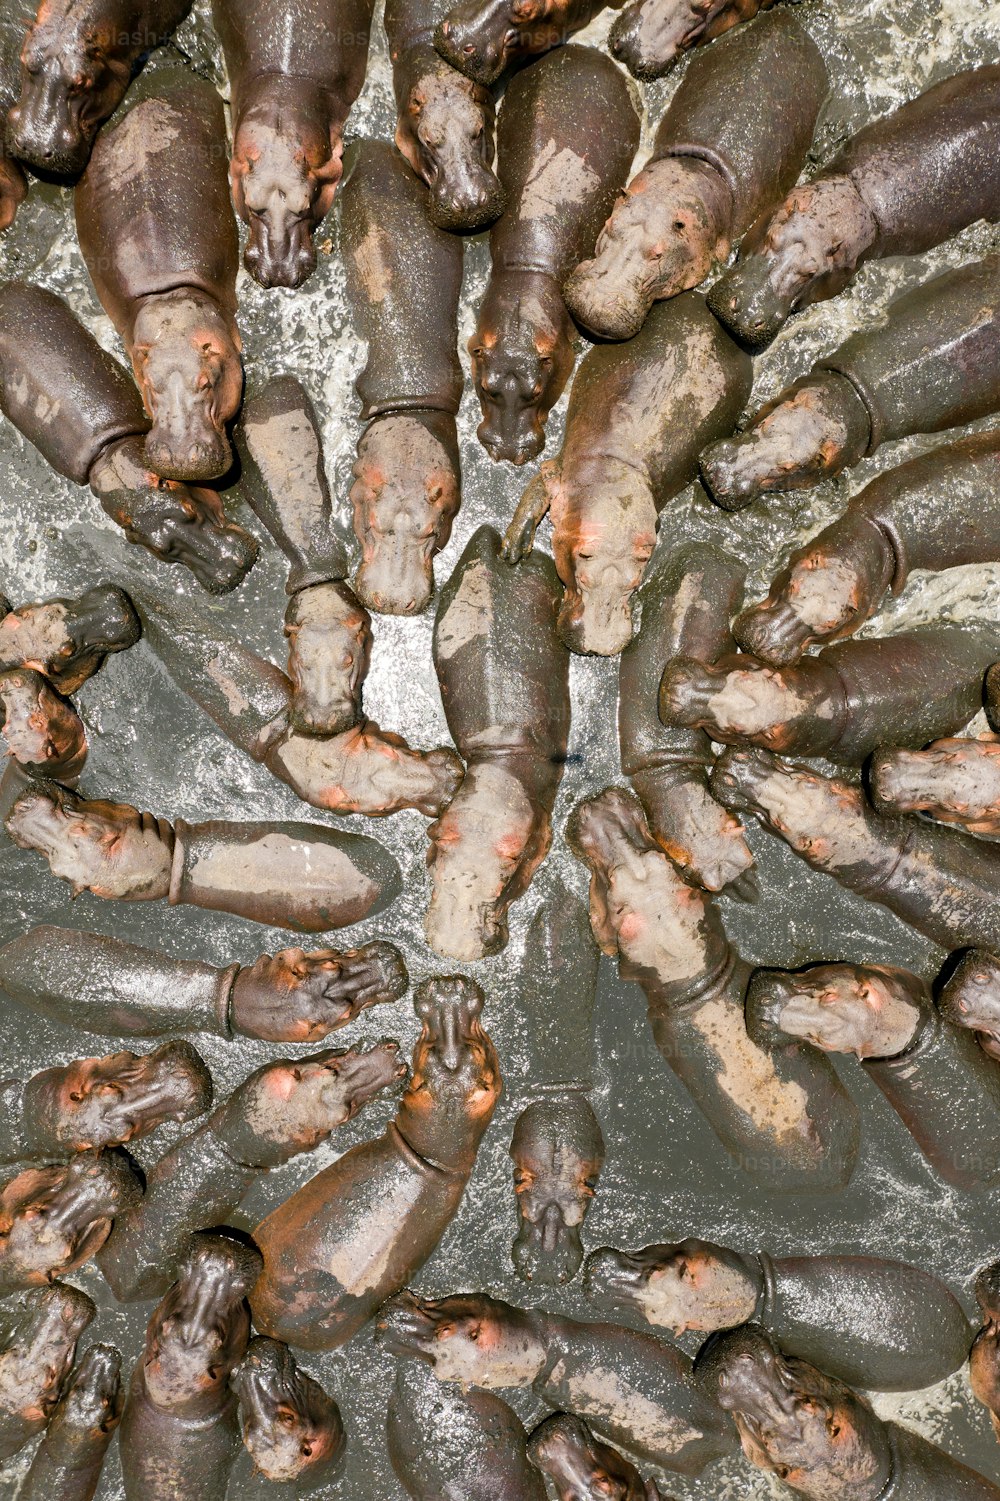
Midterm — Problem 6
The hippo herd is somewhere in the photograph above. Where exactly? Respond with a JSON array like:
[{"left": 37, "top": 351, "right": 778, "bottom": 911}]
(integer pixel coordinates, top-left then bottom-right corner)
[{"left": 0, "top": 0, "right": 999, "bottom": 1497}]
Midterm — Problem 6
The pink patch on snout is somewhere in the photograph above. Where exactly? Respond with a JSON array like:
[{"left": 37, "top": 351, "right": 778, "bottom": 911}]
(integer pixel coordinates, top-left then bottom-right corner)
[{"left": 618, "top": 911, "right": 645, "bottom": 944}]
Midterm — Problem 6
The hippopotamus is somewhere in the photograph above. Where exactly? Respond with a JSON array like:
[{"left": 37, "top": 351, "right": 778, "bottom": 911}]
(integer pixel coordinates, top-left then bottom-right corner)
[
  {"left": 388, "top": 1354, "right": 546, "bottom": 1500},
  {"left": 427, "top": 527, "right": 570, "bottom": 960},
  {"left": 747, "top": 962, "right": 1000, "bottom": 1190},
  {"left": 119, "top": 1233, "right": 262, "bottom": 1501},
  {"left": 508, "top": 887, "right": 604, "bottom": 1286},
  {"left": 700, "top": 253, "right": 1000, "bottom": 511},
  {"left": 0, "top": 583, "right": 137, "bottom": 696},
  {"left": 567, "top": 786, "right": 859, "bottom": 1192},
  {"left": 5, "top": 780, "right": 403, "bottom": 930},
  {"left": 584, "top": 1239, "right": 973, "bottom": 1391},
  {"left": 341, "top": 141, "right": 464, "bottom": 615},
  {"left": 619, "top": 543, "right": 753, "bottom": 895},
  {"left": 609, "top": 0, "right": 777, "bottom": 80},
  {"left": 940, "top": 951, "right": 1000, "bottom": 1063},
  {"left": 971, "top": 1262, "right": 1000, "bottom": 1443},
  {"left": 694, "top": 1324, "right": 1000, "bottom": 1500},
  {"left": 869, "top": 736, "right": 1000, "bottom": 836},
  {"left": 660, "top": 624, "right": 1000, "bottom": 766},
  {"left": 471, "top": 45, "right": 639, "bottom": 463},
  {"left": 98, "top": 1039, "right": 405, "bottom": 1300},
  {"left": 0, "top": 1040, "right": 211, "bottom": 1162},
  {"left": 434, "top": 0, "right": 613, "bottom": 85},
  {"left": 75, "top": 62, "right": 243, "bottom": 483},
  {"left": 0, "top": 669, "right": 88, "bottom": 784},
  {"left": 528, "top": 1413, "right": 671, "bottom": 1500},
  {"left": 212, "top": 0, "right": 373, "bottom": 287},
  {"left": 387, "top": 0, "right": 503, "bottom": 231},
  {"left": 710, "top": 66, "right": 1000, "bottom": 349},
  {"left": 0, "top": 285, "right": 258, "bottom": 592},
  {"left": 235, "top": 376, "right": 365, "bottom": 736},
  {"left": 0, "top": 15, "right": 27, "bottom": 227},
  {"left": 122, "top": 580, "right": 464, "bottom": 818},
  {"left": 566, "top": 12, "right": 826, "bottom": 340},
  {"left": 735, "top": 431, "right": 1000, "bottom": 664},
  {"left": 19, "top": 1343, "right": 122, "bottom": 1501},
  {"left": 232, "top": 1338, "right": 345, "bottom": 1491},
  {"left": 381, "top": 1289, "right": 737, "bottom": 1476},
  {"left": 0, "top": 1151, "right": 140, "bottom": 1292},
  {"left": 0, "top": 1284, "right": 95, "bottom": 1461},
  {"left": 0, "top": 923, "right": 407, "bottom": 1043},
  {"left": 6, "top": 0, "right": 191, "bottom": 175},
  {"left": 711, "top": 746, "right": 1000, "bottom": 954},
  {"left": 504, "top": 292, "right": 751, "bottom": 655},
  {"left": 251, "top": 977, "right": 502, "bottom": 1350}
]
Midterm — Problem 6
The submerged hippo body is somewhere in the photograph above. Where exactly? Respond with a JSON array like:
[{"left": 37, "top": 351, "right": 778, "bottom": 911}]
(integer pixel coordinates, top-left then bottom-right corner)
[
  {"left": 711, "top": 65, "right": 1000, "bottom": 349},
  {"left": 700, "top": 253, "right": 1000, "bottom": 511},
  {"left": 0, "top": 1284, "right": 95, "bottom": 1462},
  {"left": 19, "top": 1343, "right": 123, "bottom": 1501},
  {"left": 736, "top": 431, "right": 1000, "bottom": 664},
  {"left": 566, "top": 786, "right": 859, "bottom": 1192},
  {"left": 4, "top": 780, "right": 402, "bottom": 931},
  {"left": 619, "top": 541, "right": 754, "bottom": 894},
  {"left": 382, "top": 1290, "right": 737, "bottom": 1476},
  {"left": 98, "top": 1041, "right": 405, "bottom": 1301},
  {"left": 388, "top": 1356, "right": 546, "bottom": 1500},
  {"left": 75, "top": 63, "right": 243, "bottom": 483},
  {"left": 120, "top": 1234, "right": 262, "bottom": 1501},
  {"left": 0, "top": 284, "right": 257, "bottom": 591},
  {"left": 584, "top": 1238, "right": 973, "bottom": 1391},
  {"left": 251, "top": 978, "right": 502, "bottom": 1350},
  {"left": 341, "top": 141, "right": 464, "bottom": 615},
  {"left": 609, "top": 0, "right": 778, "bottom": 80},
  {"left": 213, "top": 0, "right": 373, "bottom": 288},
  {"left": 504, "top": 292, "right": 752, "bottom": 655},
  {"left": 434, "top": 0, "right": 615, "bottom": 86},
  {"left": 386, "top": 0, "right": 503, "bottom": 231},
  {"left": 427, "top": 526, "right": 570, "bottom": 960},
  {"left": 695, "top": 1324, "right": 1000, "bottom": 1500},
  {"left": 472, "top": 44, "right": 640, "bottom": 463},
  {"left": 7, "top": 0, "right": 191, "bottom": 176},
  {"left": 0, "top": 923, "right": 407, "bottom": 1043},
  {"left": 0, "top": 16, "right": 27, "bottom": 228},
  {"left": 660, "top": 624, "right": 1000, "bottom": 766},
  {"left": 567, "top": 11, "right": 827, "bottom": 340},
  {"left": 509, "top": 886, "right": 604, "bottom": 1286},
  {"left": 711, "top": 746, "right": 1000, "bottom": 954}
]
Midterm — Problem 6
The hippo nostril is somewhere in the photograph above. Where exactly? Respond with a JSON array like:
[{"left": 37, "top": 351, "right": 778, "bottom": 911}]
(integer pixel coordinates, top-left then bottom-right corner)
[{"left": 462, "top": 42, "right": 476, "bottom": 54}]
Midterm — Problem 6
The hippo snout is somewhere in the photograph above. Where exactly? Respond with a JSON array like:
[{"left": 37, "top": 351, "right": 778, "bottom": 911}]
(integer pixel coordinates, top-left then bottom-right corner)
[
  {"left": 582, "top": 1245, "right": 646, "bottom": 1306},
  {"left": 6, "top": 95, "right": 90, "bottom": 177},
  {"left": 428, "top": 164, "right": 504, "bottom": 233},
  {"left": 477, "top": 405, "right": 545, "bottom": 466},
  {"left": 244, "top": 218, "right": 318, "bottom": 291},
  {"left": 144, "top": 424, "right": 233, "bottom": 485}
]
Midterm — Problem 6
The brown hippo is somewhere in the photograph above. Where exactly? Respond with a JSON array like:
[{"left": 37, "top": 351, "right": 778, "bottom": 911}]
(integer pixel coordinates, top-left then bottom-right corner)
[
  {"left": 0, "top": 1151, "right": 140, "bottom": 1293},
  {"left": 213, "top": 0, "right": 374, "bottom": 287},
  {"left": 232, "top": 1338, "right": 345, "bottom": 1490},
  {"left": 19, "top": 1343, "right": 123, "bottom": 1501},
  {"left": 0, "top": 1284, "right": 95, "bottom": 1461}
]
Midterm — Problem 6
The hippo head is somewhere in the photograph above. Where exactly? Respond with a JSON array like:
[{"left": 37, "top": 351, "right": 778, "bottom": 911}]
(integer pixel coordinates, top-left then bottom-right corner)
[
  {"left": 7, "top": 2, "right": 130, "bottom": 175},
  {"left": 0, "top": 152, "right": 27, "bottom": 231},
  {"left": 708, "top": 179, "right": 878, "bottom": 352},
  {"left": 694, "top": 1325, "right": 890, "bottom": 1499},
  {"left": 54, "top": 1344, "right": 123, "bottom": 1441},
  {"left": 351, "top": 415, "right": 460, "bottom": 615},
  {"left": 543, "top": 461, "right": 657, "bottom": 656},
  {"left": 745, "top": 964, "right": 923, "bottom": 1062},
  {"left": 399, "top": 979, "right": 502, "bottom": 1169},
  {"left": 510, "top": 1095, "right": 604, "bottom": 1287},
  {"left": 583, "top": 1238, "right": 758, "bottom": 1335},
  {"left": 566, "top": 785, "right": 656, "bottom": 881},
  {"left": 0, "top": 584, "right": 139, "bottom": 695},
  {"left": 223, "top": 1041, "right": 406, "bottom": 1167},
  {"left": 0, "top": 1284, "right": 95, "bottom": 1424},
  {"left": 22, "top": 1040, "right": 212, "bottom": 1156},
  {"left": 0, "top": 667, "right": 87, "bottom": 782},
  {"left": 528, "top": 1413, "right": 651, "bottom": 1501},
  {"left": 5, "top": 782, "right": 175, "bottom": 901},
  {"left": 434, "top": 0, "right": 557, "bottom": 85},
  {"left": 143, "top": 1234, "right": 262, "bottom": 1410},
  {"left": 233, "top": 1338, "right": 345, "bottom": 1488},
  {"left": 230, "top": 942, "right": 408, "bottom": 1043},
  {"left": 0, "top": 1151, "right": 139, "bottom": 1289},
  {"left": 90, "top": 437, "right": 259, "bottom": 595},
  {"left": 471, "top": 279, "right": 574, "bottom": 466},
  {"left": 395, "top": 62, "right": 503, "bottom": 232},
  {"left": 940, "top": 952, "right": 1000, "bottom": 1060},
  {"left": 972, "top": 1262, "right": 1000, "bottom": 1422},
  {"left": 608, "top": 0, "right": 720, "bottom": 79},
  {"left": 131, "top": 291, "right": 243, "bottom": 484},
  {"left": 231, "top": 86, "right": 343, "bottom": 289},
  {"left": 380, "top": 1289, "right": 545, "bottom": 1388},
  {"left": 284, "top": 583, "right": 371, "bottom": 736}
]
